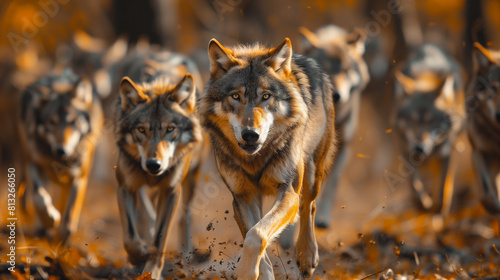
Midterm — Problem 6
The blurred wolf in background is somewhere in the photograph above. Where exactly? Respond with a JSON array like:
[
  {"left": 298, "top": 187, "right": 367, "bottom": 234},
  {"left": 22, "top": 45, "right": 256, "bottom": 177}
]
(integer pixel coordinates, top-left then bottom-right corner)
[
  {"left": 394, "top": 44, "right": 465, "bottom": 218},
  {"left": 467, "top": 43, "right": 500, "bottom": 224},
  {"left": 18, "top": 68, "right": 104, "bottom": 244},
  {"left": 114, "top": 73, "right": 204, "bottom": 278},
  {"left": 299, "top": 25, "right": 370, "bottom": 229},
  {"left": 199, "top": 38, "right": 336, "bottom": 279}
]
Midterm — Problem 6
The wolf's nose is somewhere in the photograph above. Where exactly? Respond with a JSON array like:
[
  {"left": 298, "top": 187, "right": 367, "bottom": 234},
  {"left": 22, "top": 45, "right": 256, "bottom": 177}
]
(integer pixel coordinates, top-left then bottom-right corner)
[
  {"left": 413, "top": 145, "right": 424, "bottom": 155},
  {"left": 242, "top": 129, "right": 259, "bottom": 143},
  {"left": 333, "top": 90, "right": 341, "bottom": 103},
  {"left": 56, "top": 147, "right": 67, "bottom": 157},
  {"left": 146, "top": 159, "right": 162, "bottom": 173},
  {"left": 495, "top": 111, "right": 500, "bottom": 123}
]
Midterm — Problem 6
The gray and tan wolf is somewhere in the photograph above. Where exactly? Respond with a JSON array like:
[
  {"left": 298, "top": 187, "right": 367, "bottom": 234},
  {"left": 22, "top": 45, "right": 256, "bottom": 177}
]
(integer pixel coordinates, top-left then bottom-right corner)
[
  {"left": 114, "top": 49, "right": 207, "bottom": 256},
  {"left": 19, "top": 68, "right": 104, "bottom": 244},
  {"left": 114, "top": 72, "right": 203, "bottom": 278},
  {"left": 467, "top": 43, "right": 500, "bottom": 224},
  {"left": 199, "top": 38, "right": 337, "bottom": 279},
  {"left": 299, "top": 25, "right": 370, "bottom": 229},
  {"left": 394, "top": 44, "right": 465, "bottom": 217}
]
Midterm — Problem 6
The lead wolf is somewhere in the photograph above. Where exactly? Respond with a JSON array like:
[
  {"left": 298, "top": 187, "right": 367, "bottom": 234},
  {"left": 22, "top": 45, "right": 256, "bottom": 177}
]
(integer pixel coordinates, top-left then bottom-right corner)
[
  {"left": 467, "top": 43, "right": 500, "bottom": 226},
  {"left": 199, "top": 38, "right": 336, "bottom": 279},
  {"left": 394, "top": 44, "right": 465, "bottom": 217},
  {"left": 19, "top": 68, "right": 103, "bottom": 244},
  {"left": 299, "top": 25, "right": 370, "bottom": 229},
  {"left": 114, "top": 64, "right": 204, "bottom": 277}
]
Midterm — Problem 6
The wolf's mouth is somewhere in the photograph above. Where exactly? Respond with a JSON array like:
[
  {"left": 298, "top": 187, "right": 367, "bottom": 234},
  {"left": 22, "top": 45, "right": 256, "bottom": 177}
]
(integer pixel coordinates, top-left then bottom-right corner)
[
  {"left": 148, "top": 170, "right": 162, "bottom": 176},
  {"left": 238, "top": 143, "right": 261, "bottom": 154}
]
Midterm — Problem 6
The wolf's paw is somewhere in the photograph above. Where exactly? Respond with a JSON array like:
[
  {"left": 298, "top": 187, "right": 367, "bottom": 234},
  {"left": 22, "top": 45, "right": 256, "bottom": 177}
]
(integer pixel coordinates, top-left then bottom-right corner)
[
  {"left": 296, "top": 240, "right": 319, "bottom": 278},
  {"left": 124, "top": 240, "right": 147, "bottom": 266},
  {"left": 234, "top": 254, "right": 259, "bottom": 280},
  {"left": 143, "top": 260, "right": 163, "bottom": 280},
  {"left": 314, "top": 217, "right": 330, "bottom": 229}
]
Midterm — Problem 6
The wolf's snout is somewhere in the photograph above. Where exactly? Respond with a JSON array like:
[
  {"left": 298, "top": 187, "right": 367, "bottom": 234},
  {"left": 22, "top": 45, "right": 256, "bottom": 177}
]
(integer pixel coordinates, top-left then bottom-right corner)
[
  {"left": 146, "top": 159, "right": 162, "bottom": 173},
  {"left": 56, "top": 147, "right": 67, "bottom": 157},
  {"left": 333, "top": 90, "right": 341, "bottom": 103},
  {"left": 495, "top": 111, "right": 500, "bottom": 123},
  {"left": 242, "top": 129, "right": 259, "bottom": 143},
  {"left": 413, "top": 145, "right": 424, "bottom": 155}
]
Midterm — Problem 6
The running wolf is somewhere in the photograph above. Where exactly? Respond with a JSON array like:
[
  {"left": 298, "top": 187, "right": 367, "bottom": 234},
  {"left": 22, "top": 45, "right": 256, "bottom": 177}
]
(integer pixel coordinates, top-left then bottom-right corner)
[
  {"left": 114, "top": 73, "right": 203, "bottom": 279},
  {"left": 19, "top": 68, "right": 104, "bottom": 244},
  {"left": 113, "top": 49, "right": 207, "bottom": 256},
  {"left": 467, "top": 43, "right": 500, "bottom": 221},
  {"left": 199, "top": 38, "right": 336, "bottom": 279},
  {"left": 299, "top": 25, "right": 370, "bottom": 229},
  {"left": 394, "top": 44, "right": 465, "bottom": 216}
]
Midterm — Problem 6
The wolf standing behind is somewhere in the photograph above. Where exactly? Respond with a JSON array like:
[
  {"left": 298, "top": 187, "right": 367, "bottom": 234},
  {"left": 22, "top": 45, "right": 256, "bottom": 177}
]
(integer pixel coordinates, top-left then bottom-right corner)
[
  {"left": 299, "top": 25, "right": 370, "bottom": 229},
  {"left": 199, "top": 38, "right": 336, "bottom": 279},
  {"left": 394, "top": 44, "right": 465, "bottom": 218},
  {"left": 19, "top": 68, "right": 103, "bottom": 244},
  {"left": 467, "top": 43, "right": 500, "bottom": 226},
  {"left": 114, "top": 68, "right": 203, "bottom": 278}
]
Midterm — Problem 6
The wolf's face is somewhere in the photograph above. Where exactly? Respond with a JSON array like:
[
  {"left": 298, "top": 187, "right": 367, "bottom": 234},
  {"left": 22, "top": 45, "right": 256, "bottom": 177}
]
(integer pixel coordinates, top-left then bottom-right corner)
[
  {"left": 31, "top": 70, "right": 93, "bottom": 159},
  {"left": 395, "top": 72, "right": 456, "bottom": 159},
  {"left": 473, "top": 43, "right": 500, "bottom": 125},
  {"left": 203, "top": 39, "right": 300, "bottom": 155},
  {"left": 300, "top": 26, "right": 367, "bottom": 108},
  {"left": 117, "top": 75, "right": 196, "bottom": 175}
]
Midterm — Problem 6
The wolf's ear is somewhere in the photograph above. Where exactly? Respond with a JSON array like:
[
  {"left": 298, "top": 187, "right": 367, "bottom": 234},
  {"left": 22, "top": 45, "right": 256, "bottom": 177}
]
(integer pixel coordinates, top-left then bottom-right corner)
[
  {"left": 299, "top": 27, "right": 319, "bottom": 50},
  {"left": 74, "top": 78, "right": 93, "bottom": 106},
  {"left": 395, "top": 71, "right": 415, "bottom": 96},
  {"left": 266, "top": 38, "right": 293, "bottom": 74},
  {"left": 170, "top": 74, "right": 196, "bottom": 113},
  {"left": 473, "top": 42, "right": 497, "bottom": 71},
  {"left": 120, "top": 77, "right": 148, "bottom": 112},
  {"left": 347, "top": 28, "right": 366, "bottom": 55},
  {"left": 208, "top": 39, "right": 239, "bottom": 79},
  {"left": 436, "top": 74, "right": 455, "bottom": 102}
]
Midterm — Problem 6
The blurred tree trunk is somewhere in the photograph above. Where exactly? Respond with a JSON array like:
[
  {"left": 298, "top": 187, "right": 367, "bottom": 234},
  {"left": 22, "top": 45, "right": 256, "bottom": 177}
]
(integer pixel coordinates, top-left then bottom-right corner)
[
  {"left": 111, "top": 0, "right": 162, "bottom": 45},
  {"left": 463, "top": 0, "right": 486, "bottom": 77}
]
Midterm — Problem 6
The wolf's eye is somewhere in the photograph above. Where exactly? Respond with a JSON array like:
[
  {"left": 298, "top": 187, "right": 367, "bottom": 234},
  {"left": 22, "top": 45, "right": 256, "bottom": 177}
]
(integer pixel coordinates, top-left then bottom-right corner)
[
  {"left": 138, "top": 127, "right": 146, "bottom": 134},
  {"left": 166, "top": 126, "right": 175, "bottom": 133},
  {"left": 231, "top": 93, "right": 240, "bottom": 100},
  {"left": 262, "top": 92, "right": 271, "bottom": 100}
]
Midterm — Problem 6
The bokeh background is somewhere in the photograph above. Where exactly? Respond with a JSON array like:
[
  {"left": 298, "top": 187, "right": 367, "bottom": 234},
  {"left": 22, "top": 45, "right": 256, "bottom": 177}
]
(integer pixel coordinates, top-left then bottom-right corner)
[{"left": 1, "top": 0, "right": 500, "bottom": 279}]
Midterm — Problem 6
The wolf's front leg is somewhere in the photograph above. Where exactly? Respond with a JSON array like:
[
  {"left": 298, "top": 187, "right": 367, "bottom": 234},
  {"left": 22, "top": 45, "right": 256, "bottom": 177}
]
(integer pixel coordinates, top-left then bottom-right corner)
[
  {"left": 55, "top": 176, "right": 88, "bottom": 245},
  {"left": 136, "top": 186, "right": 156, "bottom": 244},
  {"left": 143, "top": 185, "right": 181, "bottom": 280},
  {"left": 296, "top": 161, "right": 322, "bottom": 278},
  {"left": 28, "top": 163, "right": 61, "bottom": 230},
  {"left": 314, "top": 146, "right": 348, "bottom": 229},
  {"left": 474, "top": 151, "right": 500, "bottom": 213},
  {"left": 436, "top": 155, "right": 454, "bottom": 216},
  {"left": 179, "top": 173, "right": 196, "bottom": 254},
  {"left": 234, "top": 185, "right": 299, "bottom": 280},
  {"left": 117, "top": 187, "right": 146, "bottom": 266},
  {"left": 410, "top": 168, "right": 433, "bottom": 211},
  {"left": 231, "top": 193, "right": 273, "bottom": 280}
]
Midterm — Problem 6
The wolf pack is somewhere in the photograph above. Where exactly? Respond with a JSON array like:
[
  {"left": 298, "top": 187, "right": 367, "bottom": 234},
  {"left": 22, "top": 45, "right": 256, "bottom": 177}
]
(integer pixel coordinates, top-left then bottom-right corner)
[{"left": 15, "top": 23, "right": 500, "bottom": 280}]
